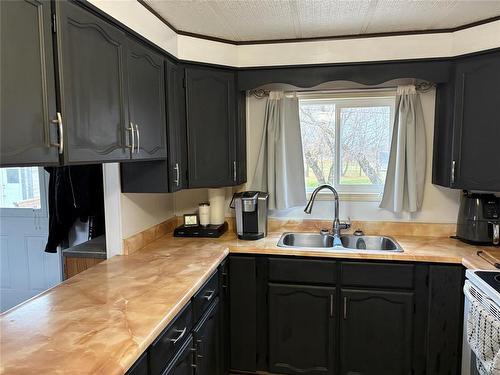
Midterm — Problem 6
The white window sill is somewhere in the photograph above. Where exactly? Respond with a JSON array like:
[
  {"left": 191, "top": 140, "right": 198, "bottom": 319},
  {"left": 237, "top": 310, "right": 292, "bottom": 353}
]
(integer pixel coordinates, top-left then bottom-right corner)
[{"left": 305, "top": 192, "right": 382, "bottom": 202}]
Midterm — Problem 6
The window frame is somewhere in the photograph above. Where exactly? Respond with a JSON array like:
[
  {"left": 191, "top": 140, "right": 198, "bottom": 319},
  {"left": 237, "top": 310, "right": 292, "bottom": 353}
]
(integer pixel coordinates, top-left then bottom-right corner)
[
  {"left": 0, "top": 167, "right": 48, "bottom": 218},
  {"left": 298, "top": 90, "right": 396, "bottom": 200}
]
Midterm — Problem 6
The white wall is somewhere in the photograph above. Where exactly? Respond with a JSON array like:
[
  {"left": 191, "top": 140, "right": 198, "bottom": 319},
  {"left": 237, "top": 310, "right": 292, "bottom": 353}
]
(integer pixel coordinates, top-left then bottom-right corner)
[{"left": 246, "top": 88, "right": 461, "bottom": 223}]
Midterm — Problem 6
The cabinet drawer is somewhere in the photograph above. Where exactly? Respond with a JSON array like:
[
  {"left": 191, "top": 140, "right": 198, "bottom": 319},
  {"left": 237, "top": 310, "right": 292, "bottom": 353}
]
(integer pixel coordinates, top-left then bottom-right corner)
[
  {"left": 268, "top": 257, "right": 337, "bottom": 284},
  {"left": 193, "top": 271, "right": 219, "bottom": 322},
  {"left": 149, "top": 302, "right": 193, "bottom": 375},
  {"left": 341, "top": 262, "right": 414, "bottom": 289}
]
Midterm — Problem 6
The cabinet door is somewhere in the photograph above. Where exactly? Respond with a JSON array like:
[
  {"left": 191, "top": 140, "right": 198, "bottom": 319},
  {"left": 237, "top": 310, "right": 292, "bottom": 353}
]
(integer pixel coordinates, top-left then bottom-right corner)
[
  {"left": 166, "top": 60, "right": 188, "bottom": 191},
  {"left": 55, "top": 1, "right": 130, "bottom": 163},
  {"left": 340, "top": 289, "right": 414, "bottom": 375},
  {"left": 1, "top": 0, "right": 59, "bottom": 166},
  {"left": 163, "top": 335, "right": 195, "bottom": 375},
  {"left": 126, "top": 38, "right": 167, "bottom": 160},
  {"left": 218, "top": 260, "right": 230, "bottom": 375},
  {"left": 452, "top": 53, "right": 500, "bottom": 191},
  {"left": 193, "top": 298, "right": 221, "bottom": 375},
  {"left": 185, "top": 67, "right": 236, "bottom": 188},
  {"left": 268, "top": 283, "right": 335, "bottom": 375}
]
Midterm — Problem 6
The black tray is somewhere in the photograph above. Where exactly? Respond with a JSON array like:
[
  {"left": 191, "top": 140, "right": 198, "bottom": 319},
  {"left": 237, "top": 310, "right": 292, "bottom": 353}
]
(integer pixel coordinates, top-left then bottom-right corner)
[{"left": 174, "top": 222, "right": 228, "bottom": 238}]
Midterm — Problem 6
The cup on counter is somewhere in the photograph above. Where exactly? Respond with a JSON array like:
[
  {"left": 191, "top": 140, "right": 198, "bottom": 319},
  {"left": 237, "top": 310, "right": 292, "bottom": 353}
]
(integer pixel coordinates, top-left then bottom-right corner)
[{"left": 199, "top": 202, "right": 210, "bottom": 227}]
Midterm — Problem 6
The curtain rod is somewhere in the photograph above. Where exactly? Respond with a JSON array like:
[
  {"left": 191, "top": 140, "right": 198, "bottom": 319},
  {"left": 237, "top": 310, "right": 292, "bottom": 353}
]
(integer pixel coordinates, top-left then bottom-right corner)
[{"left": 249, "top": 81, "right": 435, "bottom": 98}]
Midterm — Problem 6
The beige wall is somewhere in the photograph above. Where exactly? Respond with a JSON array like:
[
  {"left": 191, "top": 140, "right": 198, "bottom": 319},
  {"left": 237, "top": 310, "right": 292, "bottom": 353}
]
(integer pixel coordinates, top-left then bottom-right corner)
[
  {"left": 120, "top": 193, "right": 174, "bottom": 238},
  {"left": 246, "top": 88, "right": 461, "bottom": 223}
]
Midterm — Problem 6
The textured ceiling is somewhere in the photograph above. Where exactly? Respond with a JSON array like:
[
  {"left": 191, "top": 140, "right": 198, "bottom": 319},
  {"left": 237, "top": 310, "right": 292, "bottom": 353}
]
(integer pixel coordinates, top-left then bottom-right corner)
[{"left": 143, "top": 0, "right": 500, "bottom": 42}]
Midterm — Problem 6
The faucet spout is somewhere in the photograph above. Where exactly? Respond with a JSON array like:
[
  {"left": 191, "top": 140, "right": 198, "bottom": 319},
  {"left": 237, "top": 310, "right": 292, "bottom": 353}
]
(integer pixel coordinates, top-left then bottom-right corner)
[{"left": 304, "top": 184, "right": 349, "bottom": 240}]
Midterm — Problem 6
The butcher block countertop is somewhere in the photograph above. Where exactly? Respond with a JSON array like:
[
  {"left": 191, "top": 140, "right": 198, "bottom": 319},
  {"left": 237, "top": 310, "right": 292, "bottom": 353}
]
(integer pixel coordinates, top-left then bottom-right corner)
[{"left": 1, "top": 228, "right": 498, "bottom": 375}]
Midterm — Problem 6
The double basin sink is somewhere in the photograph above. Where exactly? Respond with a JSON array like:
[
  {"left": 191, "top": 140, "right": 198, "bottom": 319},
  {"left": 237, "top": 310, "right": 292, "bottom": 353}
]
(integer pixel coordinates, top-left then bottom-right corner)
[{"left": 277, "top": 232, "right": 403, "bottom": 252}]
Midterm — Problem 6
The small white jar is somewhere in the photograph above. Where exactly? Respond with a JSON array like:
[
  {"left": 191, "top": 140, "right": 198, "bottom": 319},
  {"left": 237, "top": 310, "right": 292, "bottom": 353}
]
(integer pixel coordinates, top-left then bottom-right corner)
[{"left": 198, "top": 202, "right": 210, "bottom": 227}]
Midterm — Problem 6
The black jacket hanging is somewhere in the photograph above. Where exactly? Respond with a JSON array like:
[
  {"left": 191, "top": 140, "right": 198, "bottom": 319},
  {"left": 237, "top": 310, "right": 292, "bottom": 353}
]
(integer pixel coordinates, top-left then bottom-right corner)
[{"left": 44, "top": 165, "right": 104, "bottom": 253}]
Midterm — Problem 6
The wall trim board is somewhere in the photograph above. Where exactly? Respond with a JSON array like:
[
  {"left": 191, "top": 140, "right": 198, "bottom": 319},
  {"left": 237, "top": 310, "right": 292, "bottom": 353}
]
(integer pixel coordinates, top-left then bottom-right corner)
[
  {"left": 136, "top": 0, "right": 500, "bottom": 46},
  {"left": 86, "top": 0, "right": 500, "bottom": 68}
]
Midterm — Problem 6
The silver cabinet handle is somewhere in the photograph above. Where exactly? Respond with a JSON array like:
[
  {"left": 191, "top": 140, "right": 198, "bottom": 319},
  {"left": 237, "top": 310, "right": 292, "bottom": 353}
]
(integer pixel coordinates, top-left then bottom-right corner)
[
  {"left": 233, "top": 161, "right": 237, "bottom": 182},
  {"left": 490, "top": 222, "right": 500, "bottom": 245},
  {"left": 203, "top": 290, "right": 215, "bottom": 301},
  {"left": 51, "top": 112, "right": 64, "bottom": 154},
  {"left": 343, "top": 296, "right": 348, "bottom": 319},
  {"left": 127, "top": 122, "right": 135, "bottom": 153},
  {"left": 169, "top": 327, "right": 186, "bottom": 344},
  {"left": 451, "top": 160, "right": 456, "bottom": 184},
  {"left": 174, "top": 163, "right": 180, "bottom": 186},
  {"left": 135, "top": 124, "right": 140, "bottom": 154},
  {"left": 329, "top": 294, "right": 334, "bottom": 317}
]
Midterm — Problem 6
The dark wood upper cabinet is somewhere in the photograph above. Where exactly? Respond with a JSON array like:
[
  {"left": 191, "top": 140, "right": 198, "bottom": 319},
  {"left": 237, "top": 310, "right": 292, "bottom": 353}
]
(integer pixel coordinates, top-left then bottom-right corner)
[
  {"left": 126, "top": 37, "right": 167, "bottom": 160},
  {"left": 451, "top": 53, "right": 500, "bottom": 191},
  {"left": 268, "top": 283, "right": 336, "bottom": 375},
  {"left": 339, "top": 289, "right": 414, "bottom": 375},
  {"left": 55, "top": 0, "right": 130, "bottom": 164},
  {"left": 433, "top": 50, "right": 500, "bottom": 191},
  {"left": 166, "top": 60, "right": 188, "bottom": 191},
  {"left": 185, "top": 66, "right": 237, "bottom": 188},
  {"left": 0, "top": 0, "right": 59, "bottom": 167}
]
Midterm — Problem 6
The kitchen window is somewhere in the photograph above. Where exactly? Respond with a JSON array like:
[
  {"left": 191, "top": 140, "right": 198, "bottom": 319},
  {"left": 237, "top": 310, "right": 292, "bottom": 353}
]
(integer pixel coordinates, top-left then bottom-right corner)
[{"left": 299, "top": 91, "right": 395, "bottom": 198}]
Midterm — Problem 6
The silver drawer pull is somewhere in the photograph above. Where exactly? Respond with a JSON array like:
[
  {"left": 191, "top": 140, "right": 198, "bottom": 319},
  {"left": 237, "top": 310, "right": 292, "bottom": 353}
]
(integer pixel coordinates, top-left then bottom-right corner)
[
  {"left": 203, "top": 290, "right": 215, "bottom": 301},
  {"left": 169, "top": 327, "right": 186, "bottom": 344}
]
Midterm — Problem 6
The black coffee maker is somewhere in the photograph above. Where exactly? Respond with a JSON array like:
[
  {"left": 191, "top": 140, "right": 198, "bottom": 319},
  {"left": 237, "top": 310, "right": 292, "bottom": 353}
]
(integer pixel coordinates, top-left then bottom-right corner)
[
  {"left": 230, "top": 191, "right": 269, "bottom": 240},
  {"left": 456, "top": 191, "right": 500, "bottom": 245}
]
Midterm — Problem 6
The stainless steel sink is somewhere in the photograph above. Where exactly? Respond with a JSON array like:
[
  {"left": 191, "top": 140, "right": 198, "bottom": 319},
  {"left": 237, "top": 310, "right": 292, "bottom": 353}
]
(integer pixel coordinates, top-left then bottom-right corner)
[
  {"left": 278, "top": 232, "right": 337, "bottom": 248},
  {"left": 339, "top": 234, "right": 402, "bottom": 251},
  {"left": 277, "top": 232, "right": 403, "bottom": 252}
]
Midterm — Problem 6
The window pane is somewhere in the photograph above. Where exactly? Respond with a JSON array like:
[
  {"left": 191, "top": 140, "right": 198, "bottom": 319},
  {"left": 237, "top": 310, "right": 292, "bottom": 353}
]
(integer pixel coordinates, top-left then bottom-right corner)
[
  {"left": 0, "top": 167, "right": 41, "bottom": 209},
  {"left": 299, "top": 101, "right": 335, "bottom": 192},
  {"left": 339, "top": 106, "right": 392, "bottom": 186}
]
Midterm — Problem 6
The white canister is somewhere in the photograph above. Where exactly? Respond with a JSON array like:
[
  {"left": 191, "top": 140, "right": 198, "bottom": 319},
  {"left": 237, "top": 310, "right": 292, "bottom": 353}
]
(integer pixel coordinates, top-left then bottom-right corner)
[
  {"left": 208, "top": 188, "right": 226, "bottom": 225},
  {"left": 198, "top": 202, "right": 210, "bottom": 227}
]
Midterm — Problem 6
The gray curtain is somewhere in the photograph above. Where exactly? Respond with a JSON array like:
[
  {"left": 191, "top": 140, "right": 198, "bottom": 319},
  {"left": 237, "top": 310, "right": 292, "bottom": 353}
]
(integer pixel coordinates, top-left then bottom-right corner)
[
  {"left": 250, "top": 91, "right": 306, "bottom": 210},
  {"left": 380, "top": 85, "right": 426, "bottom": 213}
]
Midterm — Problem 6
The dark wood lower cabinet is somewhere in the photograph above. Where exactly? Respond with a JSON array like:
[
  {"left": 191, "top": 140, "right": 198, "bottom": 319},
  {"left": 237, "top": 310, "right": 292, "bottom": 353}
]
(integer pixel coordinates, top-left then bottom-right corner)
[
  {"left": 268, "top": 283, "right": 335, "bottom": 375},
  {"left": 193, "top": 298, "right": 221, "bottom": 375},
  {"left": 229, "top": 255, "right": 464, "bottom": 375},
  {"left": 162, "top": 336, "right": 195, "bottom": 375},
  {"left": 126, "top": 256, "right": 463, "bottom": 375},
  {"left": 339, "top": 289, "right": 414, "bottom": 375}
]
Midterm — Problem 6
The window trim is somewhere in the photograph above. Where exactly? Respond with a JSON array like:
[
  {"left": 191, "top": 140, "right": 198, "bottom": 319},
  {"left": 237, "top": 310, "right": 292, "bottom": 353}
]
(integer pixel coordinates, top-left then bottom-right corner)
[
  {"left": 299, "top": 90, "right": 396, "bottom": 198},
  {"left": 0, "top": 167, "right": 48, "bottom": 218}
]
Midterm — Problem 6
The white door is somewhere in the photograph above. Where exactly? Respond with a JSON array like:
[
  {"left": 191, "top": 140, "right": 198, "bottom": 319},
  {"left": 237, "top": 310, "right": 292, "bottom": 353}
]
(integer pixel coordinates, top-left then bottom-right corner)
[{"left": 0, "top": 167, "right": 62, "bottom": 312}]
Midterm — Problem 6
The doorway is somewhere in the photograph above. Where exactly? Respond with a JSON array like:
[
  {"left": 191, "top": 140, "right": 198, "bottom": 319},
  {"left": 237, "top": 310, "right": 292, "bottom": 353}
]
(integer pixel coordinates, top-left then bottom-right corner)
[{"left": 0, "top": 167, "right": 62, "bottom": 312}]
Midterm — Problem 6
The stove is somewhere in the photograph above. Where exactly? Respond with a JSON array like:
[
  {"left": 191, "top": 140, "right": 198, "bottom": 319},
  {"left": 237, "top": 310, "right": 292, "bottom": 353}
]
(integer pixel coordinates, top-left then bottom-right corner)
[
  {"left": 474, "top": 271, "right": 500, "bottom": 293},
  {"left": 466, "top": 269, "right": 500, "bottom": 306},
  {"left": 462, "top": 270, "right": 500, "bottom": 374}
]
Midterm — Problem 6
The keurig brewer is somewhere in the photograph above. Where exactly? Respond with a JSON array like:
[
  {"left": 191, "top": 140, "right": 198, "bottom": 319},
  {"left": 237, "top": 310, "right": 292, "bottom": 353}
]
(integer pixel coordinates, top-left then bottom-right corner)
[{"left": 230, "top": 191, "right": 269, "bottom": 240}]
